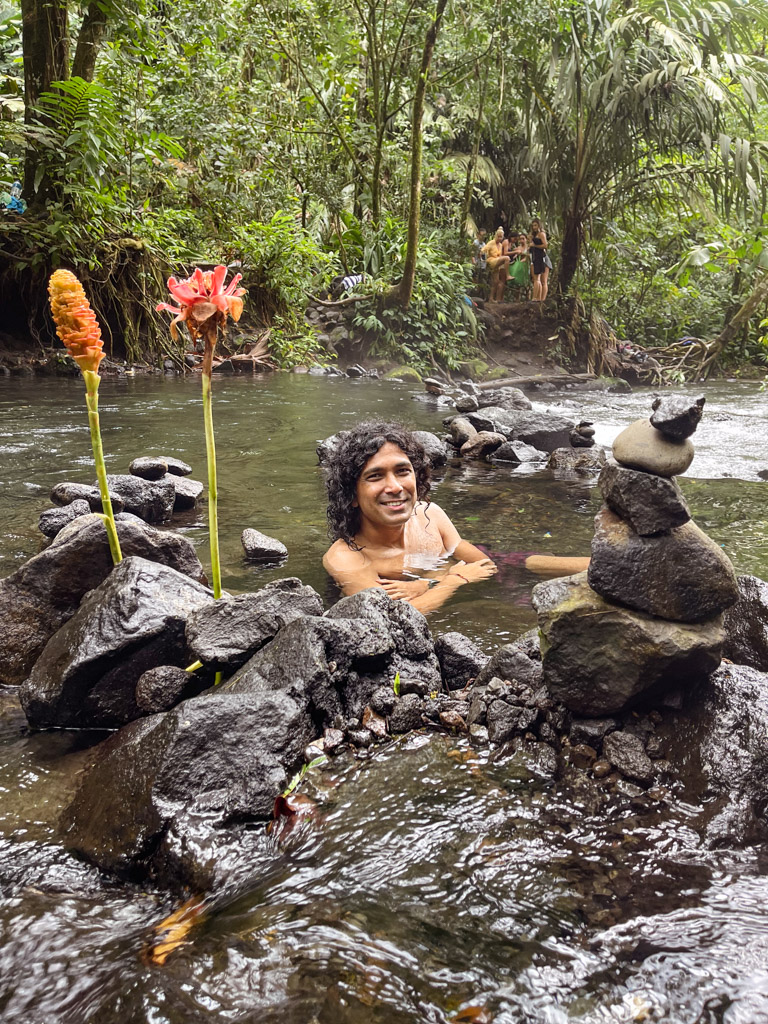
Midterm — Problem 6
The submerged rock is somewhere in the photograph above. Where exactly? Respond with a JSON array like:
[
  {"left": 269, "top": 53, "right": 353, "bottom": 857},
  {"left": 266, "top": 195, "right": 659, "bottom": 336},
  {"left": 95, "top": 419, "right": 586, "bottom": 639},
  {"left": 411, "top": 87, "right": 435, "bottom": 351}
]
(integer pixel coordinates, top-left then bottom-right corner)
[
  {"left": 598, "top": 458, "right": 690, "bottom": 535},
  {"left": 532, "top": 572, "right": 724, "bottom": 714},
  {"left": 612, "top": 418, "right": 694, "bottom": 477},
  {"left": 723, "top": 574, "right": 768, "bottom": 672},
  {"left": 602, "top": 731, "right": 655, "bottom": 785},
  {"left": 0, "top": 514, "right": 206, "bottom": 686},
  {"left": 547, "top": 447, "right": 606, "bottom": 473},
  {"left": 20, "top": 556, "right": 214, "bottom": 729},
  {"left": 186, "top": 578, "right": 324, "bottom": 669},
  {"left": 241, "top": 528, "right": 288, "bottom": 562},
  {"left": 588, "top": 506, "right": 738, "bottom": 622}
]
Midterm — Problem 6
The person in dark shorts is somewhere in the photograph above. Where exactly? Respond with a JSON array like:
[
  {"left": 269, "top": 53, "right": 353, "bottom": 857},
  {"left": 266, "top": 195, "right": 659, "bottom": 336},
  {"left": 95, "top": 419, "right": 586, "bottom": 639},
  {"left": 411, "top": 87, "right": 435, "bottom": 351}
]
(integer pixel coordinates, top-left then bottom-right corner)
[{"left": 529, "top": 219, "right": 551, "bottom": 302}]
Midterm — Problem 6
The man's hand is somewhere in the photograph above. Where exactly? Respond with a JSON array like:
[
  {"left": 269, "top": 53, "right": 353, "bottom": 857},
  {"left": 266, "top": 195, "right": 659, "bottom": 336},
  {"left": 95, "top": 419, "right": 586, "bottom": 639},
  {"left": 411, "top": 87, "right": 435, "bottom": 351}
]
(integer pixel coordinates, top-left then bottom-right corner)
[
  {"left": 378, "top": 577, "right": 431, "bottom": 600},
  {"left": 448, "top": 558, "right": 497, "bottom": 584}
]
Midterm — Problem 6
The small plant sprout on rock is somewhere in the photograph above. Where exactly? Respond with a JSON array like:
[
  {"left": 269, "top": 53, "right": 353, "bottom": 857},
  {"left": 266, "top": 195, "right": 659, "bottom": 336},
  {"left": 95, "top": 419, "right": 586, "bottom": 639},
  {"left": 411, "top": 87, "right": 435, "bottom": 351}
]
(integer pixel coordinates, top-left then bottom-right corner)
[{"left": 48, "top": 270, "right": 123, "bottom": 565}]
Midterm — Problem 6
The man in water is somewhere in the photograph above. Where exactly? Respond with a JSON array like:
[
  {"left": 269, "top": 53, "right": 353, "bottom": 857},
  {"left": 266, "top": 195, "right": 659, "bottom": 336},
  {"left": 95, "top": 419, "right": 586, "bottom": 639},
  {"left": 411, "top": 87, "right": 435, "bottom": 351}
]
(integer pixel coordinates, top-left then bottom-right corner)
[{"left": 322, "top": 422, "right": 497, "bottom": 613}]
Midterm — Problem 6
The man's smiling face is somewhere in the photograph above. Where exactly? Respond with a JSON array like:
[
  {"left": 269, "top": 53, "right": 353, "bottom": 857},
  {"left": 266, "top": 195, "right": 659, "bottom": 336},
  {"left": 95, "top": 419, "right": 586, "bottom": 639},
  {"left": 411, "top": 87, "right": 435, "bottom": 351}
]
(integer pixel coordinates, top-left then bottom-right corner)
[{"left": 353, "top": 442, "right": 417, "bottom": 529}]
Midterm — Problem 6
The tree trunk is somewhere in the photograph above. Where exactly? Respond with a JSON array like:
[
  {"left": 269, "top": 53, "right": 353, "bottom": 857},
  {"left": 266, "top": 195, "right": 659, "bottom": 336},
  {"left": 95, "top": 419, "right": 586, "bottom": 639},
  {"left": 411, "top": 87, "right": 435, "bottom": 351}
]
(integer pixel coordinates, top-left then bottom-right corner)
[
  {"left": 700, "top": 271, "right": 768, "bottom": 377},
  {"left": 71, "top": 0, "right": 108, "bottom": 81},
  {"left": 21, "top": 0, "right": 69, "bottom": 204},
  {"left": 458, "top": 63, "right": 488, "bottom": 241},
  {"left": 392, "top": 0, "right": 448, "bottom": 309},
  {"left": 557, "top": 209, "right": 583, "bottom": 298}
]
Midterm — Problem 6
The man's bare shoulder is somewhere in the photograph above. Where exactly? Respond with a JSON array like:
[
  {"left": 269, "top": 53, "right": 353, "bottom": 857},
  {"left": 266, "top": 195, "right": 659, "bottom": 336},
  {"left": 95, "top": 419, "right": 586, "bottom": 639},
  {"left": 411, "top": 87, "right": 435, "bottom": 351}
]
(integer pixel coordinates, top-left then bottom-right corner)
[{"left": 323, "top": 538, "right": 367, "bottom": 573}]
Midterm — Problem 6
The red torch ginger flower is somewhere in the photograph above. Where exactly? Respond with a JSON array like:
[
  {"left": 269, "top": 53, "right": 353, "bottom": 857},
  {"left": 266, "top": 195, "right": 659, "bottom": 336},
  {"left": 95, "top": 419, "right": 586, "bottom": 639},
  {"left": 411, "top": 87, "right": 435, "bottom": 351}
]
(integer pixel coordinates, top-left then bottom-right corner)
[
  {"left": 48, "top": 270, "right": 105, "bottom": 374},
  {"left": 156, "top": 265, "right": 245, "bottom": 342}
]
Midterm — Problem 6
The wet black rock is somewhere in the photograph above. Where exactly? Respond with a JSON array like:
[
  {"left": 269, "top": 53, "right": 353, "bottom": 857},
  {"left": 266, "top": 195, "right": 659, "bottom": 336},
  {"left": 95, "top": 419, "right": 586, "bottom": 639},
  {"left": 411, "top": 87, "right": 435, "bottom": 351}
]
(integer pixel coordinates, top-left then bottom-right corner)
[
  {"left": 588, "top": 506, "right": 739, "bottom": 622},
  {"left": 370, "top": 685, "right": 398, "bottom": 715},
  {"left": 474, "top": 643, "right": 542, "bottom": 689},
  {"left": 63, "top": 688, "right": 313, "bottom": 888},
  {"left": 347, "top": 727, "right": 373, "bottom": 747},
  {"left": 241, "top": 528, "right": 288, "bottom": 562},
  {"left": 135, "top": 665, "right": 196, "bottom": 714},
  {"left": 569, "top": 743, "right": 598, "bottom": 770},
  {"left": 0, "top": 514, "right": 206, "bottom": 686},
  {"left": 548, "top": 447, "right": 606, "bottom": 473},
  {"left": 434, "top": 632, "right": 489, "bottom": 690},
  {"left": 38, "top": 499, "right": 91, "bottom": 538},
  {"left": 346, "top": 363, "right": 365, "bottom": 378},
  {"left": 602, "top": 731, "right": 655, "bottom": 784},
  {"left": 105, "top": 474, "right": 176, "bottom": 523},
  {"left": 129, "top": 457, "right": 168, "bottom": 481},
  {"left": 569, "top": 717, "right": 618, "bottom": 747},
  {"left": 650, "top": 394, "right": 705, "bottom": 441},
  {"left": 212, "top": 359, "right": 235, "bottom": 374},
  {"left": 20, "top": 556, "right": 214, "bottom": 729},
  {"left": 723, "top": 575, "right": 768, "bottom": 672},
  {"left": 412, "top": 430, "right": 450, "bottom": 467},
  {"left": 598, "top": 458, "right": 691, "bottom": 536},
  {"left": 399, "top": 676, "right": 432, "bottom": 697},
  {"left": 491, "top": 439, "right": 547, "bottom": 464},
  {"left": 50, "top": 481, "right": 125, "bottom": 514},
  {"left": 389, "top": 693, "right": 424, "bottom": 733},
  {"left": 326, "top": 587, "right": 434, "bottom": 660},
  {"left": 171, "top": 476, "right": 204, "bottom": 511},
  {"left": 164, "top": 457, "right": 192, "bottom": 477},
  {"left": 186, "top": 578, "right": 324, "bottom": 670}
]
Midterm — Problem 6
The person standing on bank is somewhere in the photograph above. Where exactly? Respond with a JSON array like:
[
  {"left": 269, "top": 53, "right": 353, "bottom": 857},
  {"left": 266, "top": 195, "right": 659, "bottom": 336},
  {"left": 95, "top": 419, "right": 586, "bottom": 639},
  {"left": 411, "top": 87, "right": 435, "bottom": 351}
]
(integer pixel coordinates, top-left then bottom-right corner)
[
  {"left": 529, "top": 219, "right": 551, "bottom": 302},
  {"left": 483, "top": 227, "right": 511, "bottom": 303}
]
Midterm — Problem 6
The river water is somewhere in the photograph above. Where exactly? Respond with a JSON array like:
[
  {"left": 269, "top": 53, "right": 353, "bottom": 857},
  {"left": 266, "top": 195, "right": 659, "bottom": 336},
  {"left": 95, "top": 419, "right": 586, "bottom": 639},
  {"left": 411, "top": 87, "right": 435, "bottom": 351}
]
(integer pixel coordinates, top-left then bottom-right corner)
[{"left": 1, "top": 374, "right": 767, "bottom": 1023}]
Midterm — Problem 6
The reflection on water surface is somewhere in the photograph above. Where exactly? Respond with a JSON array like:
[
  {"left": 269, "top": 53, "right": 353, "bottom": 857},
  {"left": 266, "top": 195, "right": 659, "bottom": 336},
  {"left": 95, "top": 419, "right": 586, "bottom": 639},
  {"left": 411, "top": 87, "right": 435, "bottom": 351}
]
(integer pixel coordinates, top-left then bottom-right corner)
[{"left": 0, "top": 374, "right": 767, "bottom": 1023}]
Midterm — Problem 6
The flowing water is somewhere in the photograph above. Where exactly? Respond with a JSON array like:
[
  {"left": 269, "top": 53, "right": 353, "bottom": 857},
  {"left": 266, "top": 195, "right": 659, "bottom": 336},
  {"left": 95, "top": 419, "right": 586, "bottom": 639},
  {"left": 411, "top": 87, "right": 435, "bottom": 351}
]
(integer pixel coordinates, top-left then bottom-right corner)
[{"left": 1, "top": 373, "right": 767, "bottom": 1023}]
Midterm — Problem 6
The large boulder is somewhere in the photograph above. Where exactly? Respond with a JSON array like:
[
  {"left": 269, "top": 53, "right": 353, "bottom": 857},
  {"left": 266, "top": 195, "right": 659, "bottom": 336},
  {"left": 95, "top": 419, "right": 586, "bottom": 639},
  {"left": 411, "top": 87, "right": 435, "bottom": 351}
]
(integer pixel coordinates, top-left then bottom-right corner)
[
  {"left": 61, "top": 688, "right": 313, "bottom": 888},
  {"left": 468, "top": 410, "right": 575, "bottom": 453},
  {"left": 723, "top": 575, "right": 768, "bottom": 671},
  {"left": 532, "top": 572, "right": 724, "bottom": 714},
  {"left": 446, "top": 416, "right": 478, "bottom": 448},
  {"left": 588, "top": 506, "right": 739, "bottom": 622},
  {"left": 186, "top": 578, "right": 324, "bottom": 669},
  {"left": 20, "top": 556, "right": 214, "bottom": 729},
  {"left": 491, "top": 440, "right": 547, "bottom": 464},
  {"left": 104, "top": 473, "right": 176, "bottom": 523},
  {"left": 461, "top": 431, "right": 506, "bottom": 459},
  {"left": 0, "top": 514, "right": 207, "bottom": 686},
  {"left": 547, "top": 447, "right": 606, "bottom": 474},
  {"left": 598, "top": 457, "right": 690, "bottom": 535},
  {"left": 612, "top": 418, "right": 694, "bottom": 477}
]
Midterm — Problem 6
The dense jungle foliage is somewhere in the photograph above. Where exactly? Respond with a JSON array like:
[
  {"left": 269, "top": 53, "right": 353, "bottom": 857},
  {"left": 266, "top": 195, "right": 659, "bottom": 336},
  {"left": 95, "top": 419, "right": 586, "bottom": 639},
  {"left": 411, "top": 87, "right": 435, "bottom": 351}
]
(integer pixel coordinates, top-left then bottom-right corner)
[{"left": 4, "top": 0, "right": 768, "bottom": 374}]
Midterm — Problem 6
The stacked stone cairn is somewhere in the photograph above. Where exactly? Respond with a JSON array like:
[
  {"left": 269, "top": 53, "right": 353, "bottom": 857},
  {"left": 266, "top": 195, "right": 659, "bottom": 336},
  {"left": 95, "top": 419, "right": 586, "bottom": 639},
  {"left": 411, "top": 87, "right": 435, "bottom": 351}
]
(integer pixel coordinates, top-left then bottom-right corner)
[{"left": 533, "top": 395, "right": 739, "bottom": 716}]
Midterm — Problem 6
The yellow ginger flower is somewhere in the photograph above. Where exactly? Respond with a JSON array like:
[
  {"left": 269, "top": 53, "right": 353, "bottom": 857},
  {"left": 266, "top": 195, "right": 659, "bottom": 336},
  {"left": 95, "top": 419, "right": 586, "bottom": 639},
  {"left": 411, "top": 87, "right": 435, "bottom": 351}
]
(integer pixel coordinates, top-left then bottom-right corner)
[{"left": 48, "top": 270, "right": 105, "bottom": 374}]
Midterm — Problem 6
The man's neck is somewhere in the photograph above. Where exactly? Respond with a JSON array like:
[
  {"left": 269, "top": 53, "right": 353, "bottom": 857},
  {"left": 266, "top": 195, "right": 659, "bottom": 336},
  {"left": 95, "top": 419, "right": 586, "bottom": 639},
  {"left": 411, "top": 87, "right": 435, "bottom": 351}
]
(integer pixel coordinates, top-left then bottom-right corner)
[{"left": 354, "top": 520, "right": 408, "bottom": 553}]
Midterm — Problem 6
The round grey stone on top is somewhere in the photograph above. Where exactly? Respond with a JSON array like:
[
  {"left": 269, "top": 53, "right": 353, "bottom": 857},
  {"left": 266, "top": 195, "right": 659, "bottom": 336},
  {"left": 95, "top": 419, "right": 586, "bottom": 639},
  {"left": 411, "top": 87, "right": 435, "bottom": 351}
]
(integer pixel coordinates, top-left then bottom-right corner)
[
  {"left": 650, "top": 394, "right": 705, "bottom": 441},
  {"left": 241, "top": 528, "right": 288, "bottom": 562},
  {"left": 163, "top": 457, "right": 193, "bottom": 477},
  {"left": 612, "top": 418, "right": 694, "bottom": 477},
  {"left": 129, "top": 456, "right": 168, "bottom": 481},
  {"left": 50, "top": 481, "right": 126, "bottom": 514}
]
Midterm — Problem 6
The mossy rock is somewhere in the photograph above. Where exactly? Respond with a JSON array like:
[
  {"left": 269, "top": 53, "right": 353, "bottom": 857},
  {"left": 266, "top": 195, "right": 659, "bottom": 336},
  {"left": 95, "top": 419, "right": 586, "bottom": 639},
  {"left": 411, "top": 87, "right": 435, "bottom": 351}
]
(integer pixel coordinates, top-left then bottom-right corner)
[
  {"left": 483, "top": 365, "right": 513, "bottom": 381},
  {"left": 603, "top": 376, "right": 632, "bottom": 393},
  {"left": 458, "top": 358, "right": 490, "bottom": 379},
  {"left": 384, "top": 366, "right": 422, "bottom": 382}
]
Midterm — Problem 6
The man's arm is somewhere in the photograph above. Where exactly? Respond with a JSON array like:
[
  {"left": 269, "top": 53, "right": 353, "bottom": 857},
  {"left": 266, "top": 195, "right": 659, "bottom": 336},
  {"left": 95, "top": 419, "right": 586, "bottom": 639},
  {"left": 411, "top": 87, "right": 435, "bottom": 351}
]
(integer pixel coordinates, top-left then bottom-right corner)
[{"left": 322, "top": 544, "right": 380, "bottom": 596}]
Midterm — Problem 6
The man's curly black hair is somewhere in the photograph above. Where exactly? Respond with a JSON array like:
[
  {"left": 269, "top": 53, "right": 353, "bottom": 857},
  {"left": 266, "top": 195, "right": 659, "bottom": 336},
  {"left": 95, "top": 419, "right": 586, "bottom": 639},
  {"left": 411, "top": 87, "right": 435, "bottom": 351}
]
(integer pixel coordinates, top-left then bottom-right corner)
[{"left": 325, "top": 421, "right": 431, "bottom": 546}]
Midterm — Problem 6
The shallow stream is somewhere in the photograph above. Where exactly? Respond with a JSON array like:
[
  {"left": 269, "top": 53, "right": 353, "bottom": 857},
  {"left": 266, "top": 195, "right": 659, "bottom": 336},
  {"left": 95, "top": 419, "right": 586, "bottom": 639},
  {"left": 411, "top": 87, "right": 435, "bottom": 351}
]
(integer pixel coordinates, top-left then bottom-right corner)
[{"left": 1, "top": 374, "right": 767, "bottom": 1023}]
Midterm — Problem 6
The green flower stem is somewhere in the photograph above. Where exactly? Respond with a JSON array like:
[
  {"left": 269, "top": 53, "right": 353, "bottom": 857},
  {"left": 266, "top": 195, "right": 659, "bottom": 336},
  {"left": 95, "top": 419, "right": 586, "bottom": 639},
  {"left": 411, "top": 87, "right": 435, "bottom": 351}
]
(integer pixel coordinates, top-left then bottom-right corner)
[
  {"left": 201, "top": 339, "right": 221, "bottom": 599},
  {"left": 83, "top": 369, "right": 122, "bottom": 565}
]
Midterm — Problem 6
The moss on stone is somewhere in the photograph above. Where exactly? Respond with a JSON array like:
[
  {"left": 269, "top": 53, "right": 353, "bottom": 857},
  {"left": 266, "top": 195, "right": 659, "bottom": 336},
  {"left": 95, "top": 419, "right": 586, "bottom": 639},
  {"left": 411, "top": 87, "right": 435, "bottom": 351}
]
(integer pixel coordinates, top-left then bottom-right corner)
[{"left": 384, "top": 366, "right": 422, "bottom": 382}]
